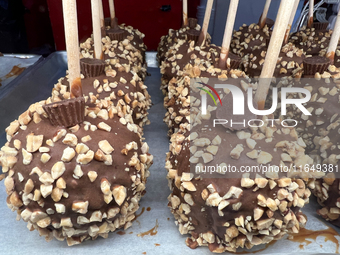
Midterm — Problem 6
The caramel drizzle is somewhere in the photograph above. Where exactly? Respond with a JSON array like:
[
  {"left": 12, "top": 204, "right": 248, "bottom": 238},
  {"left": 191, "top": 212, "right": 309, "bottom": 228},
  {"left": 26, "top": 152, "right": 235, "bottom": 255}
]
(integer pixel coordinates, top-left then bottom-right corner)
[
  {"left": 307, "top": 16, "right": 314, "bottom": 29},
  {"left": 288, "top": 226, "right": 340, "bottom": 253},
  {"left": 93, "top": 49, "right": 104, "bottom": 60},
  {"left": 70, "top": 77, "right": 82, "bottom": 98},
  {"left": 116, "top": 231, "right": 125, "bottom": 235},
  {"left": 258, "top": 13, "right": 267, "bottom": 30},
  {"left": 218, "top": 48, "right": 230, "bottom": 69},
  {"left": 132, "top": 207, "right": 145, "bottom": 222},
  {"left": 4, "top": 65, "right": 26, "bottom": 79},
  {"left": 0, "top": 65, "right": 26, "bottom": 87},
  {"left": 137, "top": 219, "right": 159, "bottom": 238},
  {"left": 257, "top": 100, "right": 266, "bottom": 111},
  {"left": 183, "top": 15, "right": 189, "bottom": 27},
  {"left": 197, "top": 31, "right": 206, "bottom": 47},
  {"left": 284, "top": 24, "right": 292, "bottom": 45},
  {"left": 326, "top": 51, "right": 335, "bottom": 65}
]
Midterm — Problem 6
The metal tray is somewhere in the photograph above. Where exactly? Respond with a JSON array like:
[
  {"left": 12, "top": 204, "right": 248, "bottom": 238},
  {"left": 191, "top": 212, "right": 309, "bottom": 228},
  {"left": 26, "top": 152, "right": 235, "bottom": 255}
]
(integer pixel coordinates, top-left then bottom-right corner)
[
  {"left": 2, "top": 54, "right": 41, "bottom": 58},
  {"left": 0, "top": 52, "right": 65, "bottom": 147},
  {"left": 0, "top": 54, "right": 43, "bottom": 91},
  {"left": 0, "top": 52, "right": 340, "bottom": 255}
]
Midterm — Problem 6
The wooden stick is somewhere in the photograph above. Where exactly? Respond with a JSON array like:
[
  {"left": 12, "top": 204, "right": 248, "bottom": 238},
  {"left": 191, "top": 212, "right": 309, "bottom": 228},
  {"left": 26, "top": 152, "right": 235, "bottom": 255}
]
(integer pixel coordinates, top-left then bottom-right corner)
[
  {"left": 254, "top": 0, "right": 296, "bottom": 110},
  {"left": 218, "top": 0, "right": 239, "bottom": 68},
  {"left": 259, "top": 0, "right": 272, "bottom": 29},
  {"left": 62, "top": 0, "right": 82, "bottom": 98},
  {"left": 326, "top": 11, "right": 340, "bottom": 64},
  {"left": 183, "top": 0, "right": 188, "bottom": 26},
  {"left": 99, "top": 0, "right": 105, "bottom": 28},
  {"left": 284, "top": 0, "right": 300, "bottom": 45},
  {"left": 109, "top": 0, "right": 115, "bottom": 20},
  {"left": 91, "top": 0, "right": 102, "bottom": 59},
  {"left": 308, "top": 0, "right": 314, "bottom": 28},
  {"left": 198, "top": 0, "right": 214, "bottom": 46}
]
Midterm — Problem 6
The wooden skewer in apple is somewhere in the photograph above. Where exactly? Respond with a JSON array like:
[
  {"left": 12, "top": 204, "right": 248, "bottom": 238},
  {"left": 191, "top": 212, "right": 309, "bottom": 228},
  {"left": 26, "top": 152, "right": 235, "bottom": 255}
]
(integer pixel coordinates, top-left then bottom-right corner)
[
  {"left": 62, "top": 0, "right": 82, "bottom": 98},
  {"left": 197, "top": 0, "right": 214, "bottom": 46},
  {"left": 109, "top": 0, "right": 115, "bottom": 20},
  {"left": 183, "top": 0, "right": 188, "bottom": 27},
  {"left": 105, "top": 0, "right": 125, "bottom": 41},
  {"left": 108, "top": 0, "right": 118, "bottom": 28},
  {"left": 326, "top": 11, "right": 340, "bottom": 65},
  {"left": 218, "top": 0, "right": 239, "bottom": 69},
  {"left": 308, "top": 0, "right": 314, "bottom": 28},
  {"left": 259, "top": 0, "right": 272, "bottom": 29},
  {"left": 91, "top": 0, "right": 103, "bottom": 60},
  {"left": 98, "top": 0, "right": 105, "bottom": 29},
  {"left": 283, "top": 0, "right": 300, "bottom": 45},
  {"left": 254, "top": 0, "right": 296, "bottom": 110}
]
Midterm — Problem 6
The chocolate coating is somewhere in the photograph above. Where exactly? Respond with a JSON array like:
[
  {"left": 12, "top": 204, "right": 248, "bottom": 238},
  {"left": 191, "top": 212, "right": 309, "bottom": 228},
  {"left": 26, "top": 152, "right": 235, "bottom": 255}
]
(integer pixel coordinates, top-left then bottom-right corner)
[
  {"left": 242, "top": 43, "right": 305, "bottom": 78},
  {"left": 160, "top": 40, "right": 241, "bottom": 95},
  {"left": 289, "top": 28, "right": 332, "bottom": 56},
  {"left": 283, "top": 66, "right": 340, "bottom": 154},
  {"left": 272, "top": 65, "right": 340, "bottom": 228},
  {"left": 0, "top": 98, "right": 153, "bottom": 245},
  {"left": 231, "top": 23, "right": 272, "bottom": 58},
  {"left": 319, "top": 45, "right": 340, "bottom": 68},
  {"left": 166, "top": 117, "right": 311, "bottom": 252},
  {"left": 311, "top": 178, "right": 340, "bottom": 227},
  {"left": 164, "top": 69, "right": 249, "bottom": 136},
  {"left": 52, "top": 63, "right": 151, "bottom": 129},
  {"left": 157, "top": 19, "right": 206, "bottom": 65},
  {"left": 309, "top": 85, "right": 340, "bottom": 226},
  {"left": 301, "top": 68, "right": 340, "bottom": 228},
  {"left": 164, "top": 70, "right": 314, "bottom": 252},
  {"left": 104, "top": 21, "right": 147, "bottom": 54},
  {"left": 80, "top": 36, "right": 147, "bottom": 80}
]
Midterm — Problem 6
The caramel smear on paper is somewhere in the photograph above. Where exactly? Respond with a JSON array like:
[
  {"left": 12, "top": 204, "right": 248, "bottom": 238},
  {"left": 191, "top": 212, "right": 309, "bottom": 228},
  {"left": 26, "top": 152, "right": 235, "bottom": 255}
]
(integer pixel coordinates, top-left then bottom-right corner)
[
  {"left": 5, "top": 65, "right": 25, "bottom": 78},
  {"left": 137, "top": 219, "right": 159, "bottom": 238},
  {"left": 288, "top": 226, "right": 340, "bottom": 253},
  {"left": 133, "top": 207, "right": 145, "bottom": 222},
  {"left": 0, "top": 65, "right": 26, "bottom": 87}
]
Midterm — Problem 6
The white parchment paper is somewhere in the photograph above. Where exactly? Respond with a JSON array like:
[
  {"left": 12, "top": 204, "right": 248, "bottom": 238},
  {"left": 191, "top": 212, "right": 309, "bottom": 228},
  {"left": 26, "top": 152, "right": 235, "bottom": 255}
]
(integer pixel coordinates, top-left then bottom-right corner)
[{"left": 0, "top": 54, "right": 41, "bottom": 88}]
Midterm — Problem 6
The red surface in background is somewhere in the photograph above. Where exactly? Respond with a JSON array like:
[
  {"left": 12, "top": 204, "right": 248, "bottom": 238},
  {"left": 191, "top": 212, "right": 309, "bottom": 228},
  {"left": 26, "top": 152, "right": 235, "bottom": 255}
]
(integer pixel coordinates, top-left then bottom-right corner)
[
  {"left": 47, "top": 0, "right": 199, "bottom": 51},
  {"left": 188, "top": 0, "right": 200, "bottom": 19},
  {"left": 23, "top": 0, "right": 55, "bottom": 50}
]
